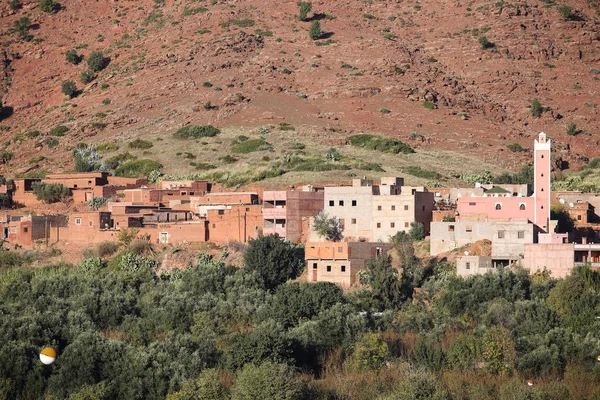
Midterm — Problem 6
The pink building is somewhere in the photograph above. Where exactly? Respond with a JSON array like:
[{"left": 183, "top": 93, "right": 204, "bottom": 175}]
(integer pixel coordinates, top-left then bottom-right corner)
[{"left": 456, "top": 132, "right": 551, "bottom": 232}]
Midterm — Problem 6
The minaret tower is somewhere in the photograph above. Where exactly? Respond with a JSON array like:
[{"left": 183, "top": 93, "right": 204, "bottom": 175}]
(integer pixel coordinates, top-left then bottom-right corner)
[{"left": 534, "top": 132, "right": 551, "bottom": 232}]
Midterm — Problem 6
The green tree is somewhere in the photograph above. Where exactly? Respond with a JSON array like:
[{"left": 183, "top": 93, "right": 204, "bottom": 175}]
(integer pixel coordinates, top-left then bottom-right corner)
[
  {"left": 13, "top": 17, "right": 32, "bottom": 41},
  {"left": 567, "top": 122, "right": 577, "bottom": 136},
  {"left": 298, "top": 2, "right": 312, "bottom": 21},
  {"left": 360, "top": 254, "right": 403, "bottom": 310},
  {"left": 531, "top": 98, "right": 543, "bottom": 118},
  {"left": 550, "top": 204, "right": 575, "bottom": 233},
  {"left": 481, "top": 326, "right": 516, "bottom": 374},
  {"left": 243, "top": 234, "right": 305, "bottom": 290},
  {"left": 231, "top": 362, "right": 308, "bottom": 400},
  {"left": 309, "top": 20, "right": 321, "bottom": 40},
  {"left": 62, "top": 80, "right": 78, "bottom": 98},
  {"left": 350, "top": 332, "right": 390, "bottom": 370},
  {"left": 478, "top": 35, "right": 494, "bottom": 49},
  {"left": 87, "top": 51, "right": 109, "bottom": 72},
  {"left": 167, "top": 369, "right": 229, "bottom": 400},
  {"left": 31, "top": 182, "right": 70, "bottom": 203},
  {"left": 40, "top": 0, "right": 60, "bottom": 13},
  {"left": 65, "top": 49, "right": 82, "bottom": 65},
  {"left": 312, "top": 211, "right": 343, "bottom": 241},
  {"left": 409, "top": 221, "right": 426, "bottom": 241}
]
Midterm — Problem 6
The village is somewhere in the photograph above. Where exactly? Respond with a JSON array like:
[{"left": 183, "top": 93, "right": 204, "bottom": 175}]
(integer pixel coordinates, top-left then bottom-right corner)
[{"left": 2, "top": 133, "right": 599, "bottom": 285}]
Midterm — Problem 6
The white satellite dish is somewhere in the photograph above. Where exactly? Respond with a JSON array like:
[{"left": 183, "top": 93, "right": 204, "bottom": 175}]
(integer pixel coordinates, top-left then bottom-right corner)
[
  {"left": 559, "top": 198, "right": 565, "bottom": 204},
  {"left": 569, "top": 202, "right": 574, "bottom": 208},
  {"left": 464, "top": 251, "right": 469, "bottom": 256}
]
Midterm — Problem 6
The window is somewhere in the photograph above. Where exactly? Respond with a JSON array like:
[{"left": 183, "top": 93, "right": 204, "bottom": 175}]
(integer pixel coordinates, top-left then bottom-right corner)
[
  {"left": 519, "top": 203, "right": 526, "bottom": 210},
  {"left": 377, "top": 205, "right": 382, "bottom": 211},
  {"left": 329, "top": 200, "right": 334, "bottom": 207},
  {"left": 327, "top": 265, "right": 332, "bottom": 272},
  {"left": 495, "top": 203, "right": 502, "bottom": 210},
  {"left": 541, "top": 154, "right": 544, "bottom": 159},
  {"left": 218, "top": 210, "right": 225, "bottom": 215},
  {"left": 540, "top": 174, "right": 544, "bottom": 177},
  {"left": 498, "top": 230, "right": 505, "bottom": 239},
  {"left": 376, "top": 247, "right": 382, "bottom": 257},
  {"left": 448, "top": 225, "right": 455, "bottom": 232},
  {"left": 339, "top": 218, "right": 345, "bottom": 228},
  {"left": 75, "top": 218, "right": 81, "bottom": 225},
  {"left": 376, "top": 223, "right": 381, "bottom": 228},
  {"left": 89, "top": 221, "right": 93, "bottom": 227},
  {"left": 423, "top": 205, "right": 426, "bottom": 211},
  {"left": 339, "top": 200, "right": 344, "bottom": 206},
  {"left": 466, "top": 262, "right": 471, "bottom": 270},
  {"left": 212, "top": 223, "right": 215, "bottom": 228},
  {"left": 404, "top": 205, "right": 409, "bottom": 211},
  {"left": 578, "top": 215, "right": 582, "bottom": 221},
  {"left": 190, "top": 192, "right": 195, "bottom": 195},
  {"left": 391, "top": 205, "right": 396, "bottom": 211},
  {"left": 405, "top": 222, "right": 409, "bottom": 228},
  {"left": 23, "top": 226, "right": 28, "bottom": 233},
  {"left": 469, "top": 202, "right": 476, "bottom": 206},
  {"left": 390, "top": 222, "right": 395, "bottom": 228},
  {"left": 435, "top": 192, "right": 441, "bottom": 197},
  {"left": 246, "top": 207, "right": 250, "bottom": 211},
  {"left": 518, "top": 231, "right": 525, "bottom": 239},
  {"left": 466, "top": 226, "right": 472, "bottom": 232},
  {"left": 338, "top": 246, "right": 343, "bottom": 252},
  {"left": 313, "top": 263, "right": 317, "bottom": 269},
  {"left": 341, "top": 265, "right": 346, "bottom": 272},
  {"left": 352, "top": 200, "right": 357, "bottom": 206},
  {"left": 351, "top": 218, "right": 356, "bottom": 224}
]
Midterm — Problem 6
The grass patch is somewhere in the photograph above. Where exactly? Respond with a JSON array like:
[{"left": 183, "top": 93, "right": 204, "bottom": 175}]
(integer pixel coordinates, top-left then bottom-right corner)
[
  {"left": 423, "top": 101, "right": 436, "bottom": 110},
  {"left": 97, "top": 142, "right": 119, "bottom": 153},
  {"left": 348, "top": 134, "right": 415, "bottom": 154},
  {"left": 507, "top": 143, "right": 525, "bottom": 152},
  {"left": 45, "top": 138, "right": 59, "bottom": 149},
  {"left": 219, "top": 19, "right": 255, "bottom": 28},
  {"left": 114, "top": 159, "right": 162, "bottom": 178},
  {"left": 401, "top": 166, "right": 442, "bottom": 179},
  {"left": 195, "top": 163, "right": 217, "bottom": 171},
  {"left": 182, "top": 6, "right": 208, "bottom": 16},
  {"left": 279, "top": 122, "right": 295, "bottom": 131},
  {"left": 231, "top": 139, "right": 272, "bottom": 154},
  {"left": 173, "top": 125, "right": 220, "bottom": 139},
  {"left": 128, "top": 138, "right": 153, "bottom": 149}
]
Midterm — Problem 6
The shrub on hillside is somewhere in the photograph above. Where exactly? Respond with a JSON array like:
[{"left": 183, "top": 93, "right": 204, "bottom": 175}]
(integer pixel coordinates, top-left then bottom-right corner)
[
  {"left": 31, "top": 182, "right": 70, "bottom": 203},
  {"left": 61, "top": 80, "right": 78, "bottom": 98},
  {"left": 172, "top": 125, "right": 220, "bottom": 139},
  {"left": 231, "top": 138, "right": 272, "bottom": 154},
  {"left": 531, "top": 98, "right": 543, "bottom": 118},
  {"left": 96, "top": 241, "right": 119, "bottom": 258},
  {"left": 80, "top": 70, "right": 95, "bottom": 84},
  {"left": 49, "top": 125, "right": 69, "bottom": 136},
  {"left": 40, "top": 0, "right": 60, "bottom": 13},
  {"left": 114, "top": 159, "right": 162, "bottom": 178},
  {"left": 299, "top": 1, "right": 312, "bottom": 21},
  {"left": 14, "top": 17, "right": 32, "bottom": 41},
  {"left": 65, "top": 50, "right": 82, "bottom": 65},
  {"left": 309, "top": 21, "right": 321, "bottom": 40},
  {"left": 128, "top": 139, "right": 153, "bottom": 150},
  {"left": 87, "top": 51, "right": 109, "bottom": 72},
  {"left": 348, "top": 134, "right": 414, "bottom": 154}
]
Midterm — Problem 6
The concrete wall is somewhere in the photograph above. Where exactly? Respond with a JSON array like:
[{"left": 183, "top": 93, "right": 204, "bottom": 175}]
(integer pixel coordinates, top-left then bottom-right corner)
[
  {"left": 263, "top": 190, "right": 324, "bottom": 243},
  {"left": 324, "top": 185, "right": 374, "bottom": 241},
  {"left": 523, "top": 243, "right": 574, "bottom": 278},
  {"left": 456, "top": 256, "right": 494, "bottom": 277},
  {"left": 207, "top": 205, "right": 263, "bottom": 243}
]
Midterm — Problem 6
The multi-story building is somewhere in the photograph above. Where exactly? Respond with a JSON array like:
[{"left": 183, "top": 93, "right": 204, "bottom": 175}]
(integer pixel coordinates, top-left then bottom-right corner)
[
  {"left": 323, "top": 177, "right": 434, "bottom": 242},
  {"left": 262, "top": 185, "right": 324, "bottom": 243},
  {"left": 305, "top": 241, "right": 393, "bottom": 287}
]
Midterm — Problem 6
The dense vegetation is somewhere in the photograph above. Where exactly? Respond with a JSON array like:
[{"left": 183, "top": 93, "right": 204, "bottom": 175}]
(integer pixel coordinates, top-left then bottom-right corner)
[
  {"left": 348, "top": 134, "right": 415, "bottom": 154},
  {"left": 2, "top": 234, "right": 600, "bottom": 399},
  {"left": 172, "top": 125, "right": 220, "bottom": 140}
]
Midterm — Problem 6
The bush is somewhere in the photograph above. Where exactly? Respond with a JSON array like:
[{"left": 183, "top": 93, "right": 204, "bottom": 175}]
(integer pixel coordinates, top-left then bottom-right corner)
[
  {"left": 87, "top": 51, "right": 108, "bottom": 72},
  {"left": 531, "top": 98, "right": 543, "bottom": 118},
  {"left": 62, "top": 80, "right": 78, "bottom": 98},
  {"left": 567, "top": 122, "right": 577, "bottom": 136},
  {"left": 96, "top": 241, "right": 119, "bottom": 257},
  {"left": 299, "top": 1, "right": 312, "bottom": 21},
  {"left": 50, "top": 125, "right": 69, "bottom": 136},
  {"left": 348, "top": 134, "right": 415, "bottom": 154},
  {"left": 40, "top": 0, "right": 60, "bottom": 13},
  {"left": 507, "top": 143, "right": 525, "bottom": 152},
  {"left": 243, "top": 234, "right": 305, "bottom": 291},
  {"left": 129, "top": 239, "right": 153, "bottom": 255},
  {"left": 231, "top": 362, "right": 308, "bottom": 400},
  {"left": 409, "top": 221, "right": 426, "bottom": 241},
  {"left": 231, "top": 139, "right": 272, "bottom": 154},
  {"left": 31, "top": 182, "right": 70, "bottom": 203},
  {"left": 423, "top": 101, "right": 435, "bottom": 109},
  {"left": 173, "top": 125, "right": 220, "bottom": 139},
  {"left": 46, "top": 138, "right": 59, "bottom": 148},
  {"left": 478, "top": 35, "right": 494, "bottom": 49},
  {"left": 309, "top": 21, "right": 321, "bottom": 40},
  {"left": 558, "top": 4, "right": 572, "bottom": 20},
  {"left": 350, "top": 332, "right": 390, "bottom": 370},
  {"left": 80, "top": 70, "right": 95, "bottom": 84},
  {"left": 114, "top": 159, "right": 162, "bottom": 178},
  {"left": 65, "top": 50, "right": 82, "bottom": 65},
  {"left": 96, "top": 142, "right": 118, "bottom": 153},
  {"left": 128, "top": 138, "right": 153, "bottom": 149},
  {"left": 401, "top": 166, "right": 441, "bottom": 179},
  {"left": 14, "top": 17, "right": 31, "bottom": 41}
]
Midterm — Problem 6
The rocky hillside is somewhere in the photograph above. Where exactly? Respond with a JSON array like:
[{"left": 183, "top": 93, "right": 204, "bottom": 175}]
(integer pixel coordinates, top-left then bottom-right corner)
[{"left": 0, "top": 0, "right": 599, "bottom": 179}]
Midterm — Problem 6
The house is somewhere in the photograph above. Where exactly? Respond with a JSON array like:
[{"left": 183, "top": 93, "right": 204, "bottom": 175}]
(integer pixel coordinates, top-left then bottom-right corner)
[
  {"left": 2, "top": 214, "right": 67, "bottom": 247},
  {"left": 323, "top": 177, "right": 434, "bottom": 242},
  {"left": 305, "top": 241, "right": 393, "bottom": 287},
  {"left": 456, "top": 256, "right": 494, "bottom": 277},
  {"left": 430, "top": 220, "right": 534, "bottom": 265},
  {"left": 263, "top": 185, "right": 324, "bottom": 243},
  {"left": 206, "top": 204, "right": 263, "bottom": 244},
  {"left": 11, "top": 178, "right": 42, "bottom": 207}
]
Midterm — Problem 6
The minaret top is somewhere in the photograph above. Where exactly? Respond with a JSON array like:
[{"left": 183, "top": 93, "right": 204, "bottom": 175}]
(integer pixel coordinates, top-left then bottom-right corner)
[
  {"left": 535, "top": 131, "right": 551, "bottom": 148},
  {"left": 538, "top": 132, "right": 547, "bottom": 144}
]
